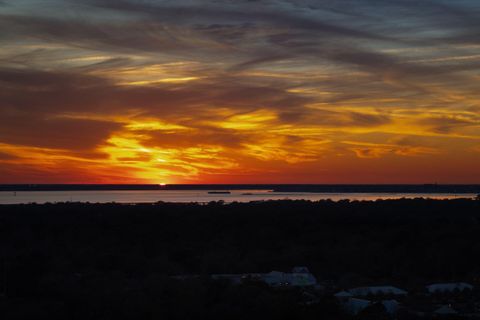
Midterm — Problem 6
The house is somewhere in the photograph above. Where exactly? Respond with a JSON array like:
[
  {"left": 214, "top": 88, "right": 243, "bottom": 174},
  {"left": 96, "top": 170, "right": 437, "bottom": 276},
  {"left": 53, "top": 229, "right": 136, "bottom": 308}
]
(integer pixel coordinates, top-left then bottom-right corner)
[
  {"left": 289, "top": 267, "right": 318, "bottom": 287},
  {"left": 342, "top": 298, "right": 371, "bottom": 315},
  {"left": 209, "top": 266, "right": 317, "bottom": 287},
  {"left": 263, "top": 271, "right": 288, "bottom": 286},
  {"left": 262, "top": 267, "right": 317, "bottom": 287},
  {"left": 346, "top": 286, "right": 408, "bottom": 297},
  {"left": 292, "top": 266, "right": 310, "bottom": 273},
  {"left": 426, "top": 282, "right": 474, "bottom": 294},
  {"left": 335, "top": 291, "right": 353, "bottom": 299},
  {"left": 211, "top": 274, "right": 247, "bottom": 284},
  {"left": 339, "top": 298, "right": 400, "bottom": 316},
  {"left": 382, "top": 299, "right": 399, "bottom": 315},
  {"left": 434, "top": 305, "right": 458, "bottom": 315}
]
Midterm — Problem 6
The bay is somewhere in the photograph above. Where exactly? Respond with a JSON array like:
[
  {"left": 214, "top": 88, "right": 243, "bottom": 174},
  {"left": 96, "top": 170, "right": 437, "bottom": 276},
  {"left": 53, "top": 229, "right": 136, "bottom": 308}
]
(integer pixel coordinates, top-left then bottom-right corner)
[{"left": 0, "top": 190, "right": 476, "bottom": 204}]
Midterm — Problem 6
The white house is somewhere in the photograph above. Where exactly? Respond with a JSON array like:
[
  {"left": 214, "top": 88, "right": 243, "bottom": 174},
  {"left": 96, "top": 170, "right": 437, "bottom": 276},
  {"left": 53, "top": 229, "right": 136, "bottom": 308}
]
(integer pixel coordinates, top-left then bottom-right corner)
[{"left": 426, "top": 282, "right": 474, "bottom": 294}]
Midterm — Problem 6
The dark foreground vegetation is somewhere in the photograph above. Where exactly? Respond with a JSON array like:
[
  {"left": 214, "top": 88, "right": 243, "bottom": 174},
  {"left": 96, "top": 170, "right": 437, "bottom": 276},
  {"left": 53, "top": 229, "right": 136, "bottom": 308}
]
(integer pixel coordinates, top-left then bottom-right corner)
[{"left": 1, "top": 198, "right": 480, "bottom": 319}]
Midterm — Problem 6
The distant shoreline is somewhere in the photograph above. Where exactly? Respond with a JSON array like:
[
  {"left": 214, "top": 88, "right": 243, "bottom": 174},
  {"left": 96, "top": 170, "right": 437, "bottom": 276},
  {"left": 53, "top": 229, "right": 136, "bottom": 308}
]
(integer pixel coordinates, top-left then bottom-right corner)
[{"left": 0, "top": 184, "right": 480, "bottom": 193}]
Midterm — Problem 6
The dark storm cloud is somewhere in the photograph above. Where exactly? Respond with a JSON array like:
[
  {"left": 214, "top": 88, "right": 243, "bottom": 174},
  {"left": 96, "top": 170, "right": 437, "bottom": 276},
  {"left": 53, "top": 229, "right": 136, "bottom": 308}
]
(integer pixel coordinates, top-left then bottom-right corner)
[
  {"left": 86, "top": 0, "right": 480, "bottom": 44},
  {"left": 324, "top": 48, "right": 480, "bottom": 82},
  {"left": 0, "top": 67, "right": 311, "bottom": 123},
  {"left": 0, "top": 70, "right": 122, "bottom": 150},
  {"left": 228, "top": 54, "right": 293, "bottom": 72},
  {"left": 419, "top": 116, "right": 479, "bottom": 134},
  {"left": 3, "top": 0, "right": 480, "bottom": 81},
  {"left": 82, "top": 0, "right": 385, "bottom": 39},
  {"left": 0, "top": 114, "right": 122, "bottom": 150},
  {"left": 0, "top": 0, "right": 388, "bottom": 69},
  {"left": 193, "top": 23, "right": 257, "bottom": 43},
  {"left": 288, "top": 109, "right": 392, "bottom": 128},
  {"left": 75, "top": 57, "right": 134, "bottom": 72},
  {"left": 0, "top": 151, "right": 17, "bottom": 160},
  {"left": 0, "top": 68, "right": 118, "bottom": 115},
  {"left": 349, "top": 112, "right": 391, "bottom": 127},
  {"left": 0, "top": 14, "right": 191, "bottom": 54},
  {"left": 0, "top": 67, "right": 110, "bottom": 89}
]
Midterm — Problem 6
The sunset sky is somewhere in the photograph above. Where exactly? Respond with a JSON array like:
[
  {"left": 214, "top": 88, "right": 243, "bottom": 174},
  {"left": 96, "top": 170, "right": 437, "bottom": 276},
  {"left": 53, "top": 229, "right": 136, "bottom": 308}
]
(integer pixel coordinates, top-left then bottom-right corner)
[{"left": 1, "top": 0, "right": 479, "bottom": 184}]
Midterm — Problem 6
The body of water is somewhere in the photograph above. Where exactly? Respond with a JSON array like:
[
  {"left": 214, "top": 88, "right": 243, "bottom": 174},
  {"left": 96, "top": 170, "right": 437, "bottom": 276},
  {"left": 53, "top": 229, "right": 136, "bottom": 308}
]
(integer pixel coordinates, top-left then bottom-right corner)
[{"left": 0, "top": 190, "right": 476, "bottom": 204}]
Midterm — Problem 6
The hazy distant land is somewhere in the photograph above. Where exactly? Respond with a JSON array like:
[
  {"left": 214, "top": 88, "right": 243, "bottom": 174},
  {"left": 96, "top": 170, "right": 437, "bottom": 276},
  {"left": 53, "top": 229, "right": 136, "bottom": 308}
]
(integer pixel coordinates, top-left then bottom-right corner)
[
  {"left": 1, "top": 184, "right": 480, "bottom": 193},
  {"left": 1, "top": 185, "right": 479, "bottom": 205}
]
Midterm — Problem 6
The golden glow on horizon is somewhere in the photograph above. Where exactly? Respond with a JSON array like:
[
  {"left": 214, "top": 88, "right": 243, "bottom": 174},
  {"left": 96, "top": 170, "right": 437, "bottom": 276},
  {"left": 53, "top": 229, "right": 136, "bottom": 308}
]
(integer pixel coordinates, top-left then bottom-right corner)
[
  {"left": 1, "top": 102, "right": 479, "bottom": 183},
  {"left": 96, "top": 131, "right": 240, "bottom": 183}
]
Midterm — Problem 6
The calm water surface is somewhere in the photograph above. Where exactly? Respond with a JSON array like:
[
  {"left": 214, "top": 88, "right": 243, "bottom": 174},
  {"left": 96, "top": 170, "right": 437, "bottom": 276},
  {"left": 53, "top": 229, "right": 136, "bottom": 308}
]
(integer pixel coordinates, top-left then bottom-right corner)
[{"left": 0, "top": 190, "right": 476, "bottom": 204}]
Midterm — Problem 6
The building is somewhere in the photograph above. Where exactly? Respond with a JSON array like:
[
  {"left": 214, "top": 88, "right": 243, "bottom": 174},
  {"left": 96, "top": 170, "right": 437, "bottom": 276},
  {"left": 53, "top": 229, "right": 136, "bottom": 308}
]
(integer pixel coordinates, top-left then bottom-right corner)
[
  {"left": 258, "top": 267, "right": 318, "bottom": 287},
  {"left": 289, "top": 267, "right": 318, "bottom": 287},
  {"left": 211, "top": 266, "right": 317, "bottom": 287},
  {"left": 262, "top": 271, "right": 288, "bottom": 286},
  {"left": 292, "top": 266, "right": 310, "bottom": 273},
  {"left": 211, "top": 274, "right": 252, "bottom": 284},
  {"left": 339, "top": 297, "right": 401, "bottom": 316},
  {"left": 434, "top": 305, "right": 458, "bottom": 315},
  {"left": 334, "top": 291, "right": 353, "bottom": 299},
  {"left": 426, "top": 282, "right": 474, "bottom": 294},
  {"left": 346, "top": 286, "right": 408, "bottom": 297},
  {"left": 342, "top": 298, "right": 371, "bottom": 315},
  {"left": 382, "top": 299, "right": 399, "bottom": 315}
]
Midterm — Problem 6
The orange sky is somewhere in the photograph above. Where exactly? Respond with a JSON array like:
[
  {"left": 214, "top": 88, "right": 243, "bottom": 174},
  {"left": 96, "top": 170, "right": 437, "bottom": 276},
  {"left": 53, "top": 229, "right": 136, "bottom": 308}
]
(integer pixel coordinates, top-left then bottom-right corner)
[{"left": 0, "top": 0, "right": 479, "bottom": 184}]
